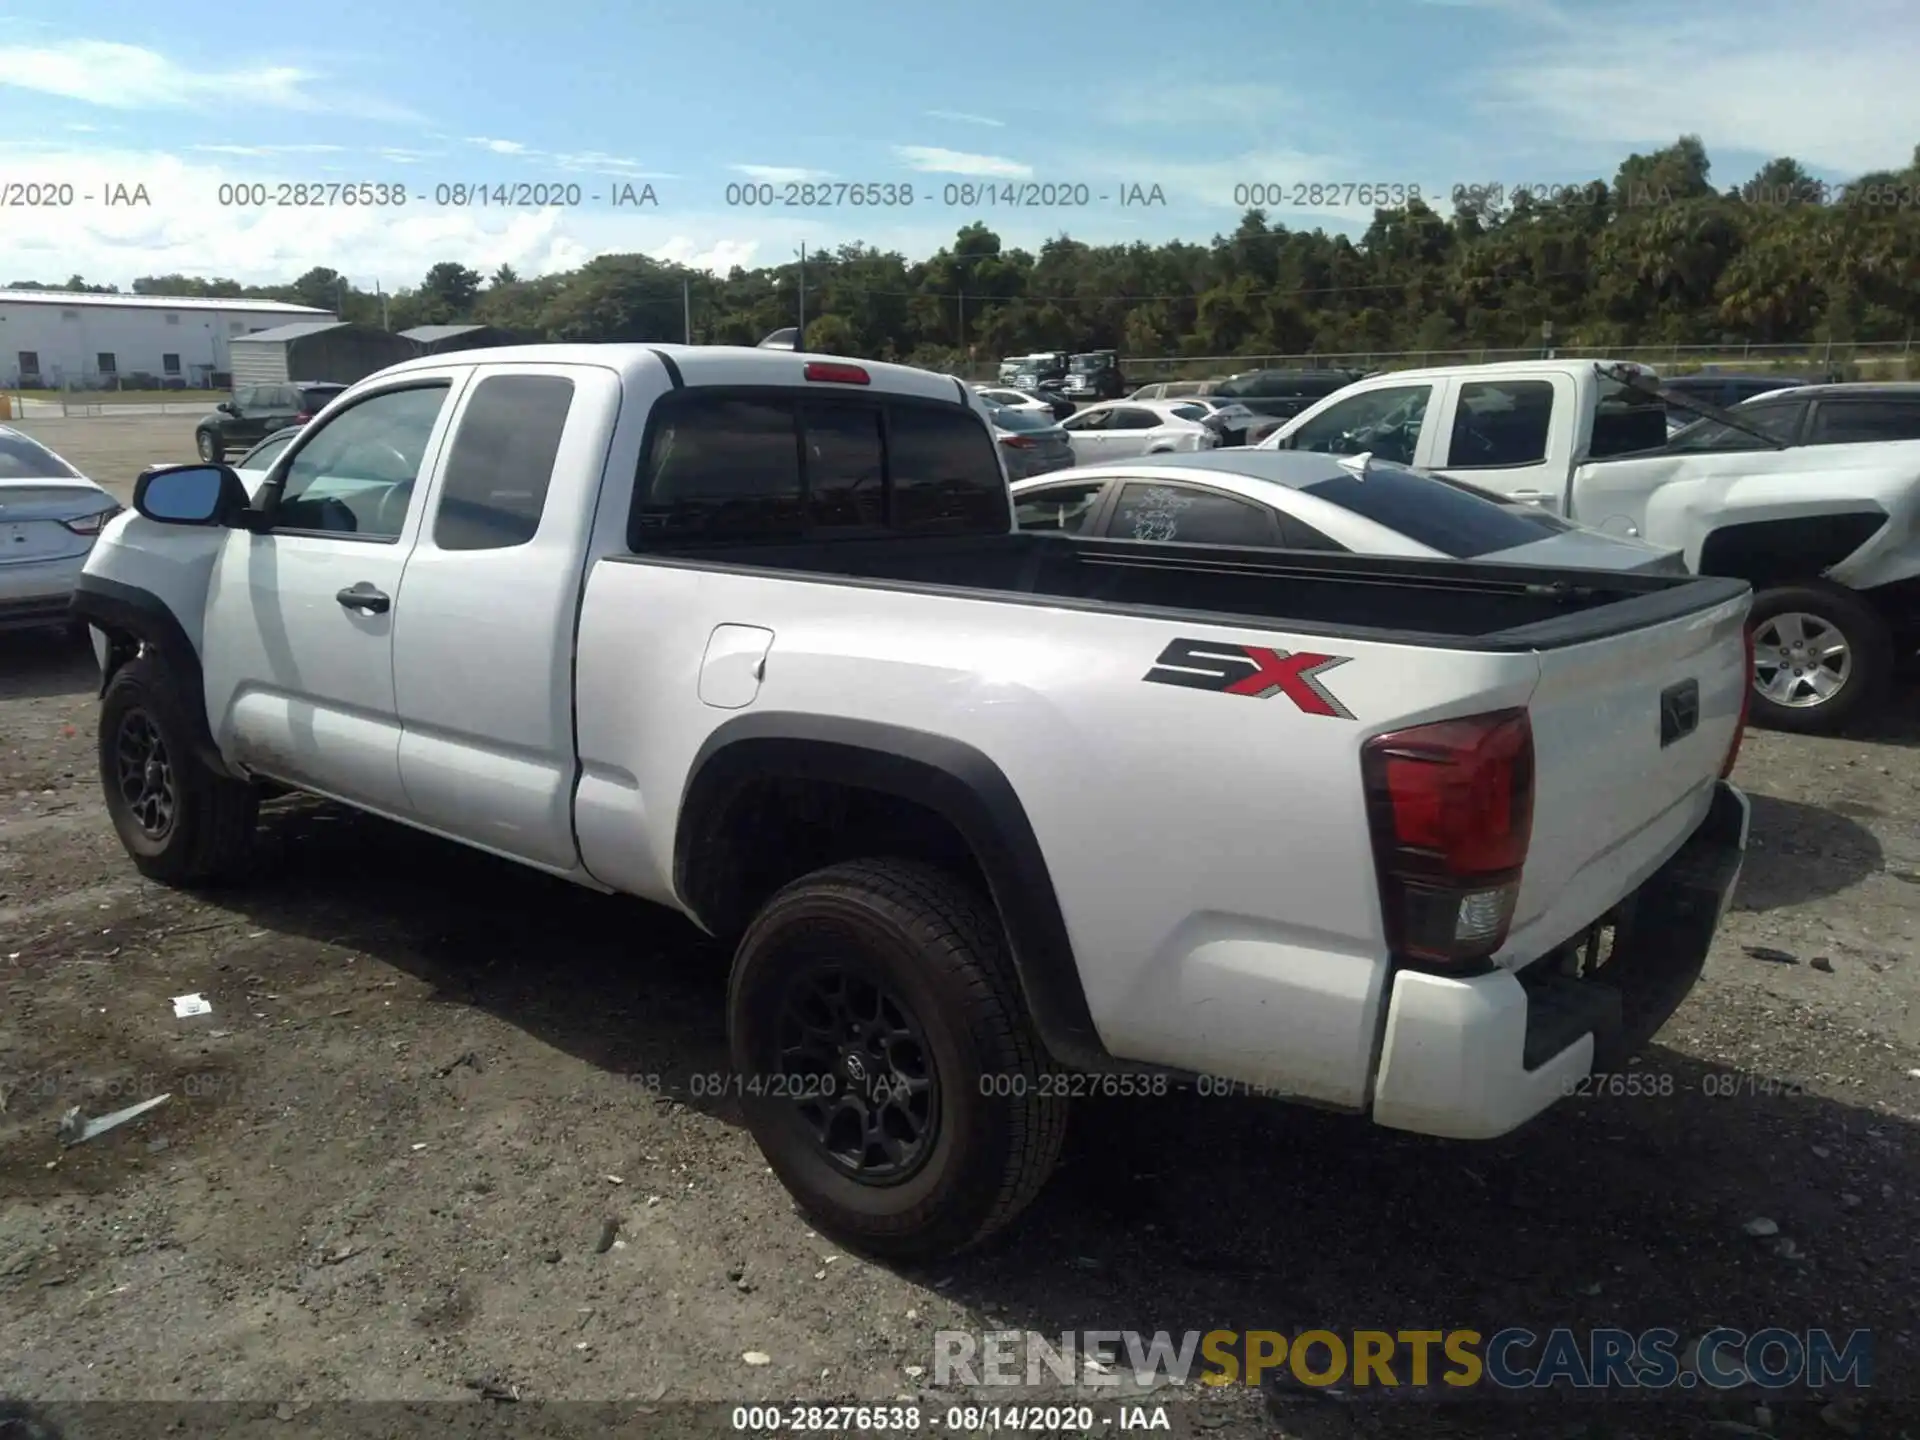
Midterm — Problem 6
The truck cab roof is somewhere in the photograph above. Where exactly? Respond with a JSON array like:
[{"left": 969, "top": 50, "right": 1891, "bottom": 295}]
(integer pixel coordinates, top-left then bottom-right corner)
[{"left": 370, "top": 342, "right": 975, "bottom": 408}]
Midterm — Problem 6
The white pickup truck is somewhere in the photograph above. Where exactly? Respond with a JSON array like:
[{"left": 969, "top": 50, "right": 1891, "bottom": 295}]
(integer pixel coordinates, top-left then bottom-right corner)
[
  {"left": 1261, "top": 359, "right": 1920, "bottom": 733},
  {"left": 73, "top": 344, "right": 1750, "bottom": 1259}
]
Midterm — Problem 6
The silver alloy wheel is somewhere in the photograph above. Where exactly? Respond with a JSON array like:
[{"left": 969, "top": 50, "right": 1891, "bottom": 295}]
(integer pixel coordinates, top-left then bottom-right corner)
[{"left": 1752, "top": 610, "right": 1851, "bottom": 708}]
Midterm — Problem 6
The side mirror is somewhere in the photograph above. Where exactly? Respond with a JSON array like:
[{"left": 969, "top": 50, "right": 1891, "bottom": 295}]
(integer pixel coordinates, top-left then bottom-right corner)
[
  {"left": 216, "top": 401, "right": 236, "bottom": 414},
  {"left": 132, "top": 463, "right": 251, "bottom": 527}
]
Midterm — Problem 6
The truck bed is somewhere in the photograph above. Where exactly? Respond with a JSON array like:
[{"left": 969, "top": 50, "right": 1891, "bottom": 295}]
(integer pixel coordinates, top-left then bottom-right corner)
[{"left": 624, "top": 532, "right": 1751, "bottom": 650}]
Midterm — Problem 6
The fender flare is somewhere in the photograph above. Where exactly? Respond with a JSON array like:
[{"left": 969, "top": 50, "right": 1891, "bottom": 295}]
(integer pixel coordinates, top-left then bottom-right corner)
[
  {"left": 676, "top": 712, "right": 1112, "bottom": 1071},
  {"left": 68, "top": 574, "right": 234, "bottom": 778}
]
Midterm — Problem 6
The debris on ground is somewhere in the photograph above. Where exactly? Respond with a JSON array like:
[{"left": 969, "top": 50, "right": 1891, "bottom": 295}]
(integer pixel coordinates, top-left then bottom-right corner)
[
  {"left": 56, "top": 1092, "right": 171, "bottom": 1146},
  {"left": 171, "top": 993, "right": 212, "bottom": 1018},
  {"left": 1740, "top": 1217, "right": 1779, "bottom": 1237},
  {"left": 1743, "top": 946, "right": 1798, "bottom": 964}
]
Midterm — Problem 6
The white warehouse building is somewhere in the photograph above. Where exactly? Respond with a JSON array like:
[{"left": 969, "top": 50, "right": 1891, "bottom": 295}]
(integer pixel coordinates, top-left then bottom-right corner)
[{"left": 0, "top": 290, "right": 336, "bottom": 390}]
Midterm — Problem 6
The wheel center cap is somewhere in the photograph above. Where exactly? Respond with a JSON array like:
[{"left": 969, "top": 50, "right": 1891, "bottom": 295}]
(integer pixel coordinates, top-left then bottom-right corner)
[
  {"left": 144, "top": 759, "right": 163, "bottom": 788},
  {"left": 842, "top": 1052, "right": 867, "bottom": 1085}
]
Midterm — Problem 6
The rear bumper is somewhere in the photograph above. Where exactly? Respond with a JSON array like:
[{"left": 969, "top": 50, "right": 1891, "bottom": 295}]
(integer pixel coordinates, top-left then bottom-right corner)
[
  {"left": 1369, "top": 780, "right": 1749, "bottom": 1139},
  {"left": 0, "top": 553, "right": 88, "bottom": 629}
]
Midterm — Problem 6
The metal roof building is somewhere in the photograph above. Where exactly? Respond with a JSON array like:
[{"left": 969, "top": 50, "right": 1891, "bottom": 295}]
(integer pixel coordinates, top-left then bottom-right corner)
[
  {"left": 228, "top": 321, "right": 416, "bottom": 387},
  {"left": 400, "top": 324, "right": 526, "bottom": 354},
  {"left": 0, "top": 289, "right": 334, "bottom": 390}
]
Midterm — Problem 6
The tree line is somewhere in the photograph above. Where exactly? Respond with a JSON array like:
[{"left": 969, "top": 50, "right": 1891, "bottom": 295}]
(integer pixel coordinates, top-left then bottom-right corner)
[{"left": 15, "top": 138, "right": 1919, "bottom": 371}]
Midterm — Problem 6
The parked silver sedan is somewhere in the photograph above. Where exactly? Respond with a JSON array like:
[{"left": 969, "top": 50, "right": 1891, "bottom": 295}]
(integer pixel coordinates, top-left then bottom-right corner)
[
  {"left": 0, "top": 426, "right": 122, "bottom": 634},
  {"left": 1010, "top": 449, "right": 1685, "bottom": 572},
  {"left": 985, "top": 403, "right": 1074, "bottom": 481}
]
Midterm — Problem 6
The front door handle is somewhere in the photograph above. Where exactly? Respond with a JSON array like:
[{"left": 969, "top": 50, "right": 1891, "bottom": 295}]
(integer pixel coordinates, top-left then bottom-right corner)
[{"left": 336, "top": 583, "right": 390, "bottom": 614}]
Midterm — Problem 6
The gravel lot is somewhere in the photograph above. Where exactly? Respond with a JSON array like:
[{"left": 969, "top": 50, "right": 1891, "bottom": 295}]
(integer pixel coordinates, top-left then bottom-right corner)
[{"left": 3, "top": 412, "right": 1919, "bottom": 1438}]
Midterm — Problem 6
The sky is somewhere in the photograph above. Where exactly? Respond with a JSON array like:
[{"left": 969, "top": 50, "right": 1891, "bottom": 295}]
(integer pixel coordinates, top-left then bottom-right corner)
[{"left": 1, "top": 0, "right": 1916, "bottom": 292}]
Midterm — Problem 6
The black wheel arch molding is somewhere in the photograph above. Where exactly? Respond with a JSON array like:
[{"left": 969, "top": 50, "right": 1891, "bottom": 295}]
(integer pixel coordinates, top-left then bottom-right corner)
[
  {"left": 675, "top": 712, "right": 1114, "bottom": 1071},
  {"left": 1695, "top": 509, "right": 1888, "bottom": 590},
  {"left": 68, "top": 575, "right": 236, "bottom": 780}
]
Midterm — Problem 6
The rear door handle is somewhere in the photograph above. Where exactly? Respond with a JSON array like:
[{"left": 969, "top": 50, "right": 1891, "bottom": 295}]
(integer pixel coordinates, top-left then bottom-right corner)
[{"left": 336, "top": 583, "right": 390, "bottom": 614}]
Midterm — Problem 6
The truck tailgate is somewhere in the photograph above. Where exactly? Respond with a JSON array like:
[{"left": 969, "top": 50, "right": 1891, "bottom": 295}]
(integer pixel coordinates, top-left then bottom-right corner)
[{"left": 1499, "top": 590, "right": 1750, "bottom": 966}]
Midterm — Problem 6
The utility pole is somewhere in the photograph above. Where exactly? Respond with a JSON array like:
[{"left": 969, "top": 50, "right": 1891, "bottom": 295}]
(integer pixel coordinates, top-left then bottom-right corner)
[
  {"left": 795, "top": 243, "right": 807, "bottom": 350},
  {"left": 683, "top": 275, "right": 692, "bottom": 343},
  {"left": 958, "top": 290, "right": 966, "bottom": 352},
  {"left": 375, "top": 281, "right": 388, "bottom": 330}
]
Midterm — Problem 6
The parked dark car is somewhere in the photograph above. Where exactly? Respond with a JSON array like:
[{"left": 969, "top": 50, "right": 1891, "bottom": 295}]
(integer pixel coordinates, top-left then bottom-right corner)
[
  {"left": 1209, "top": 368, "right": 1363, "bottom": 420},
  {"left": 1658, "top": 372, "right": 1810, "bottom": 434},
  {"left": 1664, "top": 380, "right": 1920, "bottom": 451},
  {"left": 194, "top": 381, "right": 347, "bottom": 462}
]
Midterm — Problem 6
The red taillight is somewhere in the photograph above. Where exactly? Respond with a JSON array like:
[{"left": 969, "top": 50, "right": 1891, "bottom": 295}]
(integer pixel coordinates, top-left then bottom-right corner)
[
  {"left": 1361, "top": 708, "right": 1534, "bottom": 968},
  {"left": 1723, "top": 624, "right": 1754, "bottom": 778},
  {"left": 1000, "top": 434, "right": 1036, "bottom": 448},
  {"left": 803, "top": 362, "right": 869, "bottom": 385},
  {"left": 294, "top": 411, "right": 312, "bottom": 423},
  {"left": 61, "top": 505, "right": 122, "bottom": 536}
]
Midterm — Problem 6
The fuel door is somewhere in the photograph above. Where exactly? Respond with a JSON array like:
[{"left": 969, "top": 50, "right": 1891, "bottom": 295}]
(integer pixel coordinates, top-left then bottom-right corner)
[{"left": 698, "top": 624, "right": 774, "bottom": 709}]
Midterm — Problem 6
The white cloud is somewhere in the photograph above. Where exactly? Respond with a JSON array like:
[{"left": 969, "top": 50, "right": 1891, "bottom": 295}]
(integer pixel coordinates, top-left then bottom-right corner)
[
  {"left": 893, "top": 146, "right": 1031, "bottom": 178},
  {"left": 650, "top": 237, "right": 763, "bottom": 274},
  {"left": 377, "top": 148, "right": 441, "bottom": 164},
  {"left": 554, "top": 151, "right": 675, "bottom": 178},
  {"left": 730, "top": 164, "right": 834, "bottom": 184},
  {"left": 1464, "top": 0, "right": 1920, "bottom": 174},
  {"left": 924, "top": 110, "right": 1003, "bottom": 128},
  {"left": 0, "top": 143, "right": 977, "bottom": 286},
  {"left": 0, "top": 39, "right": 418, "bottom": 122},
  {"left": 191, "top": 143, "right": 350, "bottom": 157},
  {"left": 468, "top": 137, "right": 533, "bottom": 156}
]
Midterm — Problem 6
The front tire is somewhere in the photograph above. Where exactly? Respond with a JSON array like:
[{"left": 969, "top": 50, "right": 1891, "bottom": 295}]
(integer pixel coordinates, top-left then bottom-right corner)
[
  {"left": 99, "top": 654, "right": 258, "bottom": 883},
  {"left": 196, "top": 430, "right": 223, "bottom": 463},
  {"left": 727, "top": 859, "right": 1068, "bottom": 1261},
  {"left": 1747, "top": 582, "right": 1892, "bottom": 735}
]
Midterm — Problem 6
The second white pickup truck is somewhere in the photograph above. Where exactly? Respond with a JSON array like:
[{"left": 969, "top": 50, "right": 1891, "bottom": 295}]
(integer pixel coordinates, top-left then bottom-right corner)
[
  {"left": 74, "top": 344, "right": 1750, "bottom": 1258},
  {"left": 1261, "top": 359, "right": 1920, "bottom": 733}
]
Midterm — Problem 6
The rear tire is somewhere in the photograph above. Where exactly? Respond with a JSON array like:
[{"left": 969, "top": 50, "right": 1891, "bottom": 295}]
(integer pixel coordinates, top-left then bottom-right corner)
[
  {"left": 727, "top": 858, "right": 1068, "bottom": 1261},
  {"left": 99, "top": 654, "right": 258, "bottom": 884},
  {"left": 1746, "top": 582, "right": 1892, "bottom": 735}
]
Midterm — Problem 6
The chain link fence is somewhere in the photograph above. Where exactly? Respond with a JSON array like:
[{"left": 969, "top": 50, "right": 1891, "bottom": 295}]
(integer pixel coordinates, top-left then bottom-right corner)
[{"left": 1106, "top": 340, "right": 1916, "bottom": 387}]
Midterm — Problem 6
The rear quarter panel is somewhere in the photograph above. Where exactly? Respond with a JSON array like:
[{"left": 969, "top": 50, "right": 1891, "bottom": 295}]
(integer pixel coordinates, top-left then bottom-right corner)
[{"left": 572, "top": 559, "right": 1543, "bottom": 1106}]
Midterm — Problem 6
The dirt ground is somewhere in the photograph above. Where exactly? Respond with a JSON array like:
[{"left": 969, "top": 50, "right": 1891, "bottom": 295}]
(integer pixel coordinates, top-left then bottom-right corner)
[
  {"left": 10, "top": 413, "right": 204, "bottom": 503},
  {"left": 4, "top": 413, "right": 1920, "bottom": 1439}
]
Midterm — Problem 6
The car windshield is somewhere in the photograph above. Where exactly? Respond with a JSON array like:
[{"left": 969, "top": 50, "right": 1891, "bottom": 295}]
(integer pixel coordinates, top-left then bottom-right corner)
[
  {"left": 243, "top": 434, "right": 296, "bottom": 469},
  {"left": 1300, "top": 463, "right": 1549, "bottom": 557},
  {"left": 0, "top": 432, "right": 83, "bottom": 479},
  {"left": 990, "top": 406, "right": 1057, "bottom": 432}
]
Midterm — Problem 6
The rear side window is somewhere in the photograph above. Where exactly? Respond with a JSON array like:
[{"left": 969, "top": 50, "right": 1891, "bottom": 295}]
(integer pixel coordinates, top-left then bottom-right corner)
[
  {"left": 1807, "top": 400, "right": 1920, "bottom": 444},
  {"left": 631, "top": 392, "right": 1007, "bottom": 545},
  {"left": 1110, "top": 482, "right": 1279, "bottom": 545},
  {"left": 1014, "top": 480, "right": 1105, "bottom": 533},
  {"left": 434, "top": 374, "right": 576, "bottom": 550},
  {"left": 1446, "top": 381, "right": 1553, "bottom": 467},
  {"left": 1300, "top": 466, "right": 1546, "bottom": 558}
]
